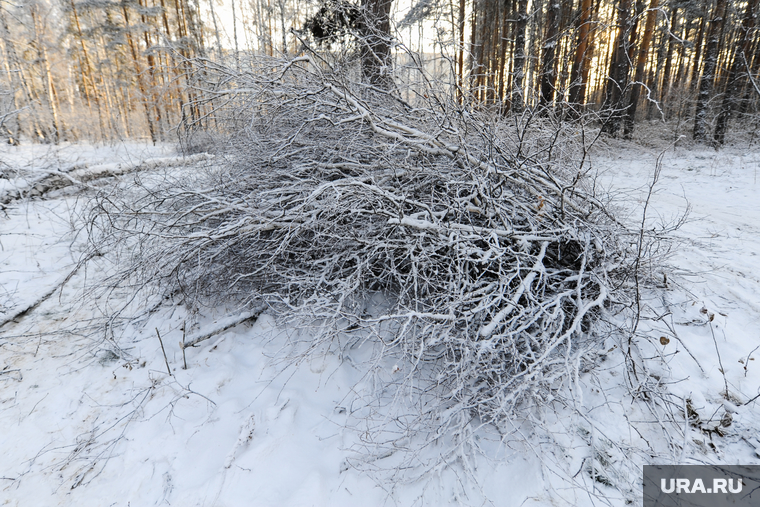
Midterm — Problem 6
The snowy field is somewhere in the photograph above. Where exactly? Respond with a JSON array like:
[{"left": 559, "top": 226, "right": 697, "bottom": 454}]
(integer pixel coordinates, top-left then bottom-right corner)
[{"left": 1, "top": 140, "right": 760, "bottom": 506}]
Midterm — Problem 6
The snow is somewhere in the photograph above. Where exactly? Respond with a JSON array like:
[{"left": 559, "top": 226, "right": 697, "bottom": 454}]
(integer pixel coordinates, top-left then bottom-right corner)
[{"left": 2, "top": 140, "right": 760, "bottom": 506}]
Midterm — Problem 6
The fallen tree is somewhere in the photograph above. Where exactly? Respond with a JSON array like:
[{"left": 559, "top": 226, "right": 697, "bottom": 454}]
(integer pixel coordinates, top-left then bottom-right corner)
[
  {"left": 87, "top": 55, "right": 639, "bottom": 463},
  {"left": 0, "top": 153, "right": 214, "bottom": 206}
]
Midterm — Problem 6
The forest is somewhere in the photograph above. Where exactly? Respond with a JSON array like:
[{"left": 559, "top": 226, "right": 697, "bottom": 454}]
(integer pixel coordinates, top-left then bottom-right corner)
[
  {"left": 1, "top": 0, "right": 758, "bottom": 145},
  {"left": 2, "top": 0, "right": 760, "bottom": 505}
]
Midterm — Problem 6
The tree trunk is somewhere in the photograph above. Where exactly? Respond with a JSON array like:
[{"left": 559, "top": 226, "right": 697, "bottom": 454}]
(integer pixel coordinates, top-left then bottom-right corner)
[
  {"left": 601, "top": 0, "right": 633, "bottom": 136},
  {"left": 139, "top": 0, "right": 165, "bottom": 140},
  {"left": 659, "top": 6, "right": 678, "bottom": 107},
  {"left": 623, "top": 0, "right": 659, "bottom": 138},
  {"left": 510, "top": 0, "right": 529, "bottom": 111},
  {"left": 31, "top": 6, "right": 62, "bottom": 143},
  {"left": 469, "top": 0, "right": 481, "bottom": 100},
  {"left": 360, "top": 0, "right": 394, "bottom": 88},
  {"left": 539, "top": 0, "right": 560, "bottom": 109},
  {"left": 457, "top": 0, "right": 465, "bottom": 102},
  {"left": 232, "top": 0, "right": 240, "bottom": 69},
  {"left": 568, "top": 0, "right": 594, "bottom": 106},
  {"left": 278, "top": 0, "right": 288, "bottom": 53},
  {"left": 482, "top": 0, "right": 494, "bottom": 103},
  {"left": 713, "top": 0, "right": 759, "bottom": 144},
  {"left": 0, "top": 8, "right": 26, "bottom": 139},
  {"left": 207, "top": 0, "right": 223, "bottom": 59},
  {"left": 739, "top": 37, "right": 760, "bottom": 113},
  {"left": 69, "top": 0, "right": 107, "bottom": 140},
  {"left": 497, "top": 0, "right": 511, "bottom": 106},
  {"left": 123, "top": 5, "right": 158, "bottom": 143},
  {"left": 688, "top": 6, "right": 707, "bottom": 92},
  {"left": 693, "top": 0, "right": 728, "bottom": 142}
]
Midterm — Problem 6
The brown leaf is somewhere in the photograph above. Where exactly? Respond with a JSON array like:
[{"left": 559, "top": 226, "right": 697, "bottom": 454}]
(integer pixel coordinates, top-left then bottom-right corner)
[{"left": 660, "top": 336, "right": 670, "bottom": 346}]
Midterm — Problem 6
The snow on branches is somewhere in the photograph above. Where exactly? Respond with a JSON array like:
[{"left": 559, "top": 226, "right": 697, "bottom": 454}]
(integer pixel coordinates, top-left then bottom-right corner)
[{"left": 88, "top": 56, "right": 635, "bottom": 449}]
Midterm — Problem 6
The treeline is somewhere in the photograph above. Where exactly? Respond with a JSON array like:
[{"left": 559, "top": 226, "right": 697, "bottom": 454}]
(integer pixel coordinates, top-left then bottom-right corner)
[
  {"left": 0, "top": 0, "right": 216, "bottom": 144},
  {"left": 0, "top": 0, "right": 758, "bottom": 145},
  {"left": 453, "top": 0, "right": 760, "bottom": 141}
]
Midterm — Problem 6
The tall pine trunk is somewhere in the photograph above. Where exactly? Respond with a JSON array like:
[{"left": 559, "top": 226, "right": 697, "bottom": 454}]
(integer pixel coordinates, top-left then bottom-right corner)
[
  {"left": 622, "top": 0, "right": 659, "bottom": 138},
  {"left": 456, "top": 0, "right": 465, "bottom": 102},
  {"left": 659, "top": 6, "right": 678, "bottom": 110},
  {"left": 511, "top": 0, "right": 529, "bottom": 111},
  {"left": 360, "top": 0, "right": 394, "bottom": 88},
  {"left": 693, "top": 0, "right": 728, "bottom": 142},
  {"left": 601, "top": 0, "right": 632, "bottom": 135},
  {"left": 568, "top": 0, "right": 594, "bottom": 106},
  {"left": 539, "top": 0, "right": 560, "bottom": 109},
  {"left": 713, "top": 0, "right": 759, "bottom": 144},
  {"left": 123, "top": 5, "right": 158, "bottom": 143}
]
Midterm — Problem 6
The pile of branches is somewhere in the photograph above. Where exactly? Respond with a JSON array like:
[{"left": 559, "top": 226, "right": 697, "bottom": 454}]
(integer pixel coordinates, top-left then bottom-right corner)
[{"left": 89, "top": 56, "right": 634, "bottom": 427}]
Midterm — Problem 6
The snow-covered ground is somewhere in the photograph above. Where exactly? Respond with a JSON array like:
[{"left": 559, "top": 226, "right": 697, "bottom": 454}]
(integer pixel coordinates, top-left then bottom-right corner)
[{"left": 1, "top": 140, "right": 759, "bottom": 506}]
